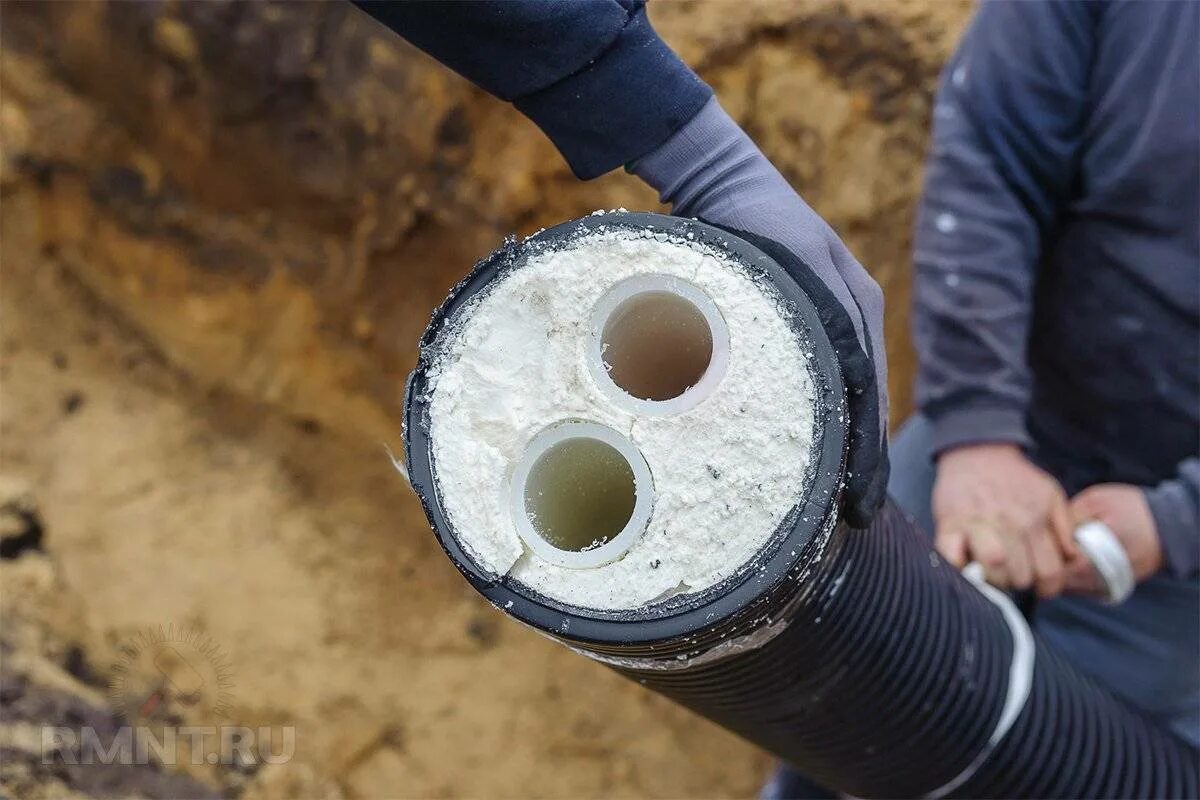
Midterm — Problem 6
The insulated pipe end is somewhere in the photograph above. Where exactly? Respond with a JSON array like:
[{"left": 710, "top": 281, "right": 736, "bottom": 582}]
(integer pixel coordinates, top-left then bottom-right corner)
[
  {"left": 510, "top": 421, "right": 654, "bottom": 569},
  {"left": 588, "top": 274, "right": 729, "bottom": 416},
  {"left": 404, "top": 211, "right": 848, "bottom": 644}
]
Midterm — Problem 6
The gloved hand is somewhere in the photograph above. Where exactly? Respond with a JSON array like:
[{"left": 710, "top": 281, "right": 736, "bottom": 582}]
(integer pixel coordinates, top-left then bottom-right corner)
[
  {"left": 632, "top": 99, "right": 888, "bottom": 527},
  {"left": 352, "top": 3, "right": 886, "bottom": 523}
]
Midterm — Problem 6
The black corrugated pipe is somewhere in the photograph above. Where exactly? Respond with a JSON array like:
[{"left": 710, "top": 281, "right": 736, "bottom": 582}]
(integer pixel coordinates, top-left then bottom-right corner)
[{"left": 403, "top": 213, "right": 1199, "bottom": 799}]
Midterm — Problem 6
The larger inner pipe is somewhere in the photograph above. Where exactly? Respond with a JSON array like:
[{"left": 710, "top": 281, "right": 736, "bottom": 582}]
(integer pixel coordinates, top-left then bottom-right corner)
[
  {"left": 589, "top": 275, "right": 729, "bottom": 416},
  {"left": 510, "top": 421, "right": 654, "bottom": 569},
  {"left": 604, "top": 292, "right": 711, "bottom": 400}
]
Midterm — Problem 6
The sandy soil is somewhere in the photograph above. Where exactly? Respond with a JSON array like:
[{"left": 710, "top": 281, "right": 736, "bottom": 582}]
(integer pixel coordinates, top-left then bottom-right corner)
[{"left": 1, "top": 185, "right": 770, "bottom": 797}]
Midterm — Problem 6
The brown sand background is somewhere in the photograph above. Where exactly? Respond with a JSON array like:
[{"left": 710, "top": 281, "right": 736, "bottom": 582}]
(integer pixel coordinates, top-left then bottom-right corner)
[{"left": 1, "top": 2, "right": 971, "bottom": 796}]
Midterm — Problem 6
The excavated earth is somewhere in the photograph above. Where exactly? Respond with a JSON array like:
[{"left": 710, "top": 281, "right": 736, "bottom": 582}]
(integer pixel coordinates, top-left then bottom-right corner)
[{"left": 0, "top": 1, "right": 970, "bottom": 796}]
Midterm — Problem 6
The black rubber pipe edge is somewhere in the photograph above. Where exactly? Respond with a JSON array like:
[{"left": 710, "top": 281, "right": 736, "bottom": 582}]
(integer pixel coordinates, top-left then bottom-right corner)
[
  {"left": 404, "top": 211, "right": 850, "bottom": 650},
  {"left": 403, "top": 212, "right": 1199, "bottom": 798}
]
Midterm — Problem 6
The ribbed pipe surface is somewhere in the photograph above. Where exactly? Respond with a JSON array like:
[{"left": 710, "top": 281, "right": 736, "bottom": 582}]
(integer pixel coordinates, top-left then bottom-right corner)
[
  {"left": 404, "top": 213, "right": 1198, "bottom": 799},
  {"left": 605, "top": 501, "right": 1198, "bottom": 798}
]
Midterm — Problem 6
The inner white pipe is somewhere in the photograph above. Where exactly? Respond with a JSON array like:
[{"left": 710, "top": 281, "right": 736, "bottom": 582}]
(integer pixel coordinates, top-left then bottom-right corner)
[
  {"left": 588, "top": 275, "right": 729, "bottom": 416},
  {"left": 510, "top": 421, "right": 654, "bottom": 569}
]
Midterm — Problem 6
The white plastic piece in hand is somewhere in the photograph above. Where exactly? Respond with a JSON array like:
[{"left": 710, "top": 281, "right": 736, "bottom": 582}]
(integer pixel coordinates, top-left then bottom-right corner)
[
  {"left": 1073, "top": 520, "right": 1135, "bottom": 605},
  {"left": 939, "top": 521, "right": 1133, "bottom": 795}
]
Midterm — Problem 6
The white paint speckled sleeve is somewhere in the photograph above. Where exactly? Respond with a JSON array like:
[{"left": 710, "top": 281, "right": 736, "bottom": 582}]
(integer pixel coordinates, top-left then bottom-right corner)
[{"left": 910, "top": 0, "right": 1096, "bottom": 455}]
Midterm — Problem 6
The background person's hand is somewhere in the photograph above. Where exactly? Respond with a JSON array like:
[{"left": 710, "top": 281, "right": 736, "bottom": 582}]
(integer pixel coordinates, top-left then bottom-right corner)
[
  {"left": 933, "top": 443, "right": 1076, "bottom": 597},
  {"left": 1064, "top": 483, "right": 1163, "bottom": 595}
]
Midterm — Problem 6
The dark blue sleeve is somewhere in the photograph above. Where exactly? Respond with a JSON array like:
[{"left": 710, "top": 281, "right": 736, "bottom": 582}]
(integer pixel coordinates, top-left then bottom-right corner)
[
  {"left": 911, "top": 0, "right": 1099, "bottom": 455},
  {"left": 1145, "top": 459, "right": 1200, "bottom": 579},
  {"left": 353, "top": 0, "right": 712, "bottom": 180}
]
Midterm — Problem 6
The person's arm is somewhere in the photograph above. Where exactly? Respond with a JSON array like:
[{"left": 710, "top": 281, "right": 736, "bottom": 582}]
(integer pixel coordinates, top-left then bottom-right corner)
[
  {"left": 1145, "top": 458, "right": 1200, "bottom": 579},
  {"left": 914, "top": 1, "right": 1101, "bottom": 593},
  {"left": 1064, "top": 459, "right": 1199, "bottom": 594},
  {"left": 352, "top": 0, "right": 710, "bottom": 180},
  {"left": 913, "top": 0, "right": 1098, "bottom": 452},
  {"left": 354, "top": 0, "right": 890, "bottom": 523}
]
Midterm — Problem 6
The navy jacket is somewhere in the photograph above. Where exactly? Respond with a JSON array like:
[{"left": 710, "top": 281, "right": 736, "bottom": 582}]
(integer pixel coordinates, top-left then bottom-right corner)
[
  {"left": 913, "top": 0, "right": 1199, "bottom": 578},
  {"left": 355, "top": 0, "right": 710, "bottom": 179}
]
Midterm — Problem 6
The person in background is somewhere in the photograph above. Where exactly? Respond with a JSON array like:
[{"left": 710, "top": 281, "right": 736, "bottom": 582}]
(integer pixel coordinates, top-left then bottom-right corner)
[
  {"left": 768, "top": 4, "right": 1198, "bottom": 796},
  {"left": 911, "top": 0, "right": 1198, "bottom": 742}
]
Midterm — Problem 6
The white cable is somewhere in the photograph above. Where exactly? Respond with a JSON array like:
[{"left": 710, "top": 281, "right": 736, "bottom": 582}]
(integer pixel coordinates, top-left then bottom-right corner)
[
  {"left": 926, "top": 520, "right": 1133, "bottom": 796},
  {"left": 926, "top": 562, "right": 1036, "bottom": 799}
]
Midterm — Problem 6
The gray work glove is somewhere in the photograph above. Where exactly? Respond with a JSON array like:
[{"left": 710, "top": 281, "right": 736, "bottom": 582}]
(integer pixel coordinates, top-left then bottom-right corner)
[{"left": 631, "top": 98, "right": 889, "bottom": 527}]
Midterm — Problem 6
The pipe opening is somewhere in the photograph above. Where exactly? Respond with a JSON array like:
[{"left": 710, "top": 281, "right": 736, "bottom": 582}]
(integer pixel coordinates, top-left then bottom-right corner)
[
  {"left": 603, "top": 292, "right": 712, "bottom": 401},
  {"left": 590, "top": 275, "right": 729, "bottom": 416},
  {"left": 510, "top": 421, "right": 653, "bottom": 569},
  {"left": 526, "top": 438, "right": 635, "bottom": 551}
]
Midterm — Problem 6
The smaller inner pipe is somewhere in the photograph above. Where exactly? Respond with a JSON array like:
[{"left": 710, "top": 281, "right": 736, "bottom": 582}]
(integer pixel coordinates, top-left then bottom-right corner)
[
  {"left": 524, "top": 437, "right": 636, "bottom": 553},
  {"left": 510, "top": 421, "right": 654, "bottom": 569}
]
